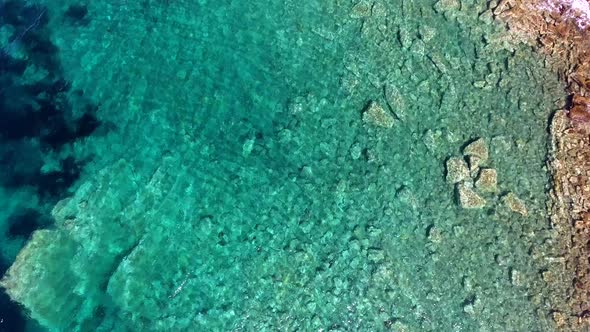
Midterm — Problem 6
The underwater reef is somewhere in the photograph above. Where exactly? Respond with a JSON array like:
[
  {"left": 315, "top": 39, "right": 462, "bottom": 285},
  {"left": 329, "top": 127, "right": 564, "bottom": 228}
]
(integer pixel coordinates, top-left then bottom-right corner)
[{"left": 1, "top": 0, "right": 590, "bottom": 331}]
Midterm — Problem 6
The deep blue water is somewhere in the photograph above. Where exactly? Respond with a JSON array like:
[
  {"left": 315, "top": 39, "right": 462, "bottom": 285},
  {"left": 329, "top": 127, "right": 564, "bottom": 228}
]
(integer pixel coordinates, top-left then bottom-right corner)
[{"left": 0, "top": 1, "right": 96, "bottom": 330}]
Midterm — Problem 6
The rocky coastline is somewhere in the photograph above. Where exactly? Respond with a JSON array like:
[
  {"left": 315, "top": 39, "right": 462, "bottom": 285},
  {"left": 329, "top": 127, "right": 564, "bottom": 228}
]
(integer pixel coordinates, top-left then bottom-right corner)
[{"left": 492, "top": 0, "right": 590, "bottom": 329}]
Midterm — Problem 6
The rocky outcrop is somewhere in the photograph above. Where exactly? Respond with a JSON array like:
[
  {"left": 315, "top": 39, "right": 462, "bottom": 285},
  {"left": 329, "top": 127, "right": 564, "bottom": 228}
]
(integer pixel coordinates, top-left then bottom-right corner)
[{"left": 446, "top": 138, "right": 527, "bottom": 212}]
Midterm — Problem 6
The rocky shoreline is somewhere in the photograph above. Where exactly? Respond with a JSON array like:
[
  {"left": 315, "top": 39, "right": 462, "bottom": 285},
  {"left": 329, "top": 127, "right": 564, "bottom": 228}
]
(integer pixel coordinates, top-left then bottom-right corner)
[{"left": 492, "top": 0, "right": 590, "bottom": 329}]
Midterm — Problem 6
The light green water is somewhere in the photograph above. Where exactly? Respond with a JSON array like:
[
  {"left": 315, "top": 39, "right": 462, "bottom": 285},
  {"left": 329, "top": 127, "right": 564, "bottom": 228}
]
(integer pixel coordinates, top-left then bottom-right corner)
[{"left": 1, "top": 0, "right": 571, "bottom": 331}]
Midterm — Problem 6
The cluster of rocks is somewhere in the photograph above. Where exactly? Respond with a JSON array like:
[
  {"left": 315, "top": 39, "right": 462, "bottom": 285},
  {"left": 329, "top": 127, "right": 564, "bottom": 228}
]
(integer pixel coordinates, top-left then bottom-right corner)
[{"left": 446, "top": 138, "right": 527, "bottom": 216}]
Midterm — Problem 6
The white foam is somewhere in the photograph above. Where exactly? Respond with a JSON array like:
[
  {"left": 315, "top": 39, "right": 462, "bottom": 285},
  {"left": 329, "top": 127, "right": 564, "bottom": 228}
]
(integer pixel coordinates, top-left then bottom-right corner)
[{"left": 535, "top": 0, "right": 590, "bottom": 29}]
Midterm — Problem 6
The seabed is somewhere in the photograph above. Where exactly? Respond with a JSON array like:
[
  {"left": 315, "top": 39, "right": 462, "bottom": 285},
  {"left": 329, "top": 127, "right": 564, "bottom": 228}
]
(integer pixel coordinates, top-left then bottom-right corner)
[{"left": 0, "top": 0, "right": 589, "bottom": 331}]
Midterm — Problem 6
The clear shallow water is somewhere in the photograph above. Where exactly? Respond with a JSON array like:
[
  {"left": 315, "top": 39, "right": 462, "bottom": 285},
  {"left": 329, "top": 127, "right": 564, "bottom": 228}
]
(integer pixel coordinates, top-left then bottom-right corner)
[{"left": 0, "top": 0, "right": 569, "bottom": 331}]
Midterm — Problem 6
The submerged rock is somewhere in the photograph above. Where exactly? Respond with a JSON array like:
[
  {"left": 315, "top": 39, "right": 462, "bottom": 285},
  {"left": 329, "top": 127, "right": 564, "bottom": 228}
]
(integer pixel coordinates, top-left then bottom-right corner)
[
  {"left": 384, "top": 84, "right": 405, "bottom": 120},
  {"left": 362, "top": 101, "right": 395, "bottom": 128},
  {"left": 434, "top": 0, "right": 460, "bottom": 12},
  {"left": 457, "top": 183, "right": 486, "bottom": 209},
  {"left": 467, "top": 155, "right": 482, "bottom": 175},
  {"left": 475, "top": 168, "right": 497, "bottom": 192},
  {"left": 446, "top": 157, "right": 470, "bottom": 184},
  {"left": 350, "top": 142, "right": 363, "bottom": 160},
  {"left": 503, "top": 192, "right": 528, "bottom": 216},
  {"left": 463, "top": 138, "right": 489, "bottom": 163},
  {"left": 242, "top": 137, "right": 255, "bottom": 157},
  {"left": 423, "top": 129, "right": 443, "bottom": 153},
  {"left": 350, "top": 1, "right": 372, "bottom": 18}
]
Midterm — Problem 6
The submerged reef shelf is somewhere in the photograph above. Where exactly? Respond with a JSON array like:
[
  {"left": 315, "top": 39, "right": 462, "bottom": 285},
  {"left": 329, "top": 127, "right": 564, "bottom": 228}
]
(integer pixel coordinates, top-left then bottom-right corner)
[
  {"left": 0, "top": 0, "right": 100, "bottom": 330},
  {"left": 0, "top": 0, "right": 584, "bottom": 331}
]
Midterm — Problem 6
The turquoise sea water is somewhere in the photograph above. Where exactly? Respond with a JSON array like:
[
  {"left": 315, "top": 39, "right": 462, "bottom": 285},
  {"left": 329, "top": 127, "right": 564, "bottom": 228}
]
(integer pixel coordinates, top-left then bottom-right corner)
[{"left": 0, "top": 0, "right": 572, "bottom": 331}]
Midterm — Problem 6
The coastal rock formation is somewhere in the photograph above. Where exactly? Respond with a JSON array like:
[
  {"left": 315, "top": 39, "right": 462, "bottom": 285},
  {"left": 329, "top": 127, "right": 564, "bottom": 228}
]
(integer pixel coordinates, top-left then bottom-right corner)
[
  {"left": 548, "top": 110, "right": 590, "bottom": 329},
  {"left": 491, "top": 0, "right": 590, "bottom": 97},
  {"left": 491, "top": 1, "right": 590, "bottom": 328}
]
